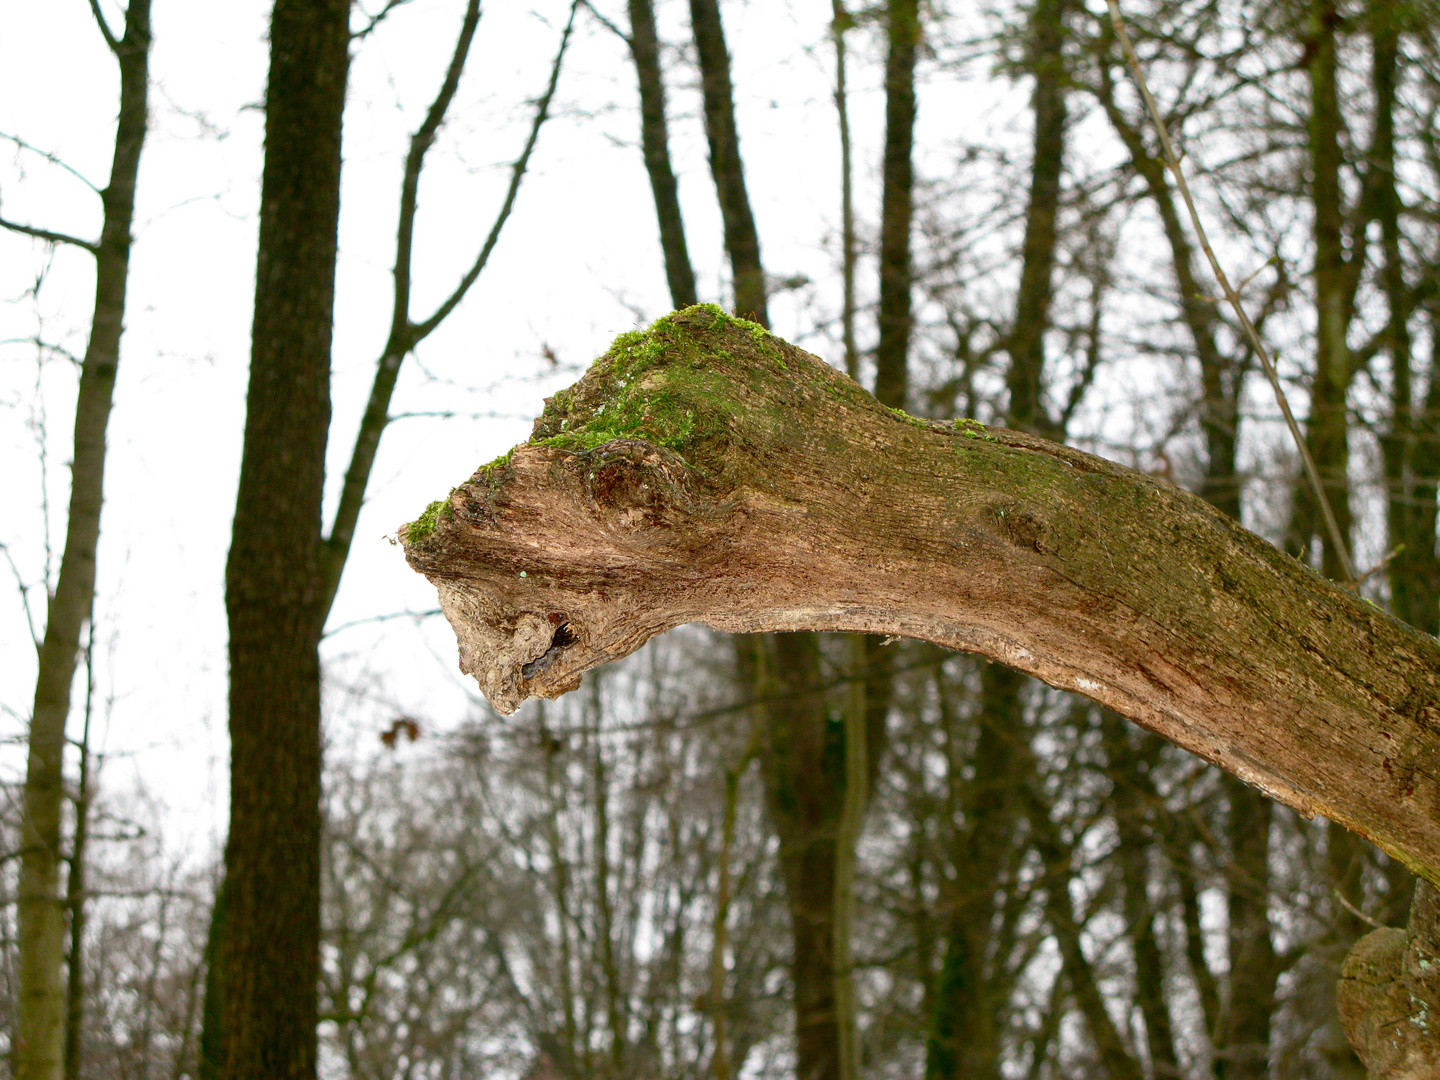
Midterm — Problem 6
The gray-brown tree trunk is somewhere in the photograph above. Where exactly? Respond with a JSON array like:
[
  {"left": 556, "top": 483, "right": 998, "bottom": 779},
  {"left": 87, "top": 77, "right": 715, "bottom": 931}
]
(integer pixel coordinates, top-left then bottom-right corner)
[
  {"left": 688, "top": 0, "right": 767, "bottom": 326},
  {"left": 202, "top": 2, "right": 348, "bottom": 1077},
  {"left": 15, "top": 5, "right": 151, "bottom": 1077},
  {"left": 628, "top": 0, "right": 698, "bottom": 309}
]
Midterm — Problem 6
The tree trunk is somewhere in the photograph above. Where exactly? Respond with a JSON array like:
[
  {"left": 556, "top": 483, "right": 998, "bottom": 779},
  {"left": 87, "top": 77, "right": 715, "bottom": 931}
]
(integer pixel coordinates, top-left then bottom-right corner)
[
  {"left": 925, "top": 663, "right": 1022, "bottom": 1080},
  {"left": 1297, "top": 0, "right": 1358, "bottom": 582},
  {"left": 203, "top": 1, "right": 348, "bottom": 1077},
  {"left": 830, "top": 1, "right": 858, "bottom": 382},
  {"left": 688, "top": 0, "right": 767, "bottom": 326},
  {"left": 16, "top": 5, "right": 150, "bottom": 1078},
  {"left": 627, "top": 0, "right": 698, "bottom": 310},
  {"left": 401, "top": 306, "right": 1440, "bottom": 889},
  {"left": 1005, "top": 0, "right": 1069, "bottom": 440},
  {"left": 873, "top": 0, "right": 919, "bottom": 411}
]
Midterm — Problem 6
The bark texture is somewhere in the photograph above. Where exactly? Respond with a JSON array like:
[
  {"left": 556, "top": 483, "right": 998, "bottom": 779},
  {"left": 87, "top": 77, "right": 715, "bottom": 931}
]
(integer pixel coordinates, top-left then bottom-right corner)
[
  {"left": 17, "top": 4, "right": 150, "bottom": 1077},
  {"left": 205, "top": 1, "right": 348, "bottom": 1077},
  {"left": 402, "top": 306, "right": 1440, "bottom": 888},
  {"left": 1337, "top": 882, "right": 1440, "bottom": 1079}
]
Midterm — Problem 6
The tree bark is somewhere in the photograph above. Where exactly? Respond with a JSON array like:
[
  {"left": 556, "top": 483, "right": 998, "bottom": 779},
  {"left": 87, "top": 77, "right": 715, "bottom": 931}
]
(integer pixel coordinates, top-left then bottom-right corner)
[
  {"left": 1337, "top": 881, "right": 1440, "bottom": 1079},
  {"left": 873, "top": 0, "right": 919, "bottom": 411},
  {"left": 688, "top": 0, "right": 767, "bottom": 326},
  {"left": 1005, "top": 0, "right": 1069, "bottom": 440},
  {"left": 204, "top": 1, "right": 348, "bottom": 1077},
  {"left": 1297, "top": 0, "right": 1360, "bottom": 582},
  {"left": 627, "top": 0, "right": 698, "bottom": 310},
  {"left": 401, "top": 306, "right": 1440, "bottom": 887},
  {"left": 16, "top": 4, "right": 150, "bottom": 1078}
]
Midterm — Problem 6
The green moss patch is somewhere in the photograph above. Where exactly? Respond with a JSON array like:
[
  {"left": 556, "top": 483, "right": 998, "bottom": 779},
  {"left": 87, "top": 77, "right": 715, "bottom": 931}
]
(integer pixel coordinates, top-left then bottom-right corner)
[
  {"left": 403, "top": 497, "right": 453, "bottom": 542},
  {"left": 956, "top": 417, "right": 998, "bottom": 442},
  {"left": 528, "top": 304, "right": 758, "bottom": 462}
]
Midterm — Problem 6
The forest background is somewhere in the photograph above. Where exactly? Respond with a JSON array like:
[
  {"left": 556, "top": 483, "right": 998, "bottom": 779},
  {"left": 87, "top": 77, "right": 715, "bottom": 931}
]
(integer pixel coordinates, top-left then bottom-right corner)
[{"left": 2, "top": 0, "right": 1437, "bottom": 1077}]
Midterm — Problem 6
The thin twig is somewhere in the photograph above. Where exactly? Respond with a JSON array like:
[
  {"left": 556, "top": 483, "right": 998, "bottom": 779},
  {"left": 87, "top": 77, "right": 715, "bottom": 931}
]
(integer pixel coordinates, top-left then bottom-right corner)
[
  {"left": 578, "top": 0, "right": 629, "bottom": 44},
  {"left": 1105, "top": 0, "right": 1355, "bottom": 583},
  {"left": 323, "top": 608, "right": 442, "bottom": 639},
  {"left": 414, "top": 0, "right": 582, "bottom": 339},
  {"left": 0, "top": 131, "right": 103, "bottom": 192},
  {"left": 352, "top": 0, "right": 412, "bottom": 41},
  {"left": 1332, "top": 886, "right": 1389, "bottom": 930},
  {"left": 0, "top": 541, "right": 40, "bottom": 651}
]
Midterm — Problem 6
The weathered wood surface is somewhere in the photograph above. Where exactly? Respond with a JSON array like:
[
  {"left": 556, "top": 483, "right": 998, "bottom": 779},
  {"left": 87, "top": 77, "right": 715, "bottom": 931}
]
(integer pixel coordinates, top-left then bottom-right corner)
[{"left": 401, "top": 304, "right": 1440, "bottom": 885}]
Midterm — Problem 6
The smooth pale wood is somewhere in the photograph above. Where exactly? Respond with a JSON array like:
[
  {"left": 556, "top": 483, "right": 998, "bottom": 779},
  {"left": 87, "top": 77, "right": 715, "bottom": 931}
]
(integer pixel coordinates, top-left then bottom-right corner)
[{"left": 402, "top": 305, "right": 1440, "bottom": 885}]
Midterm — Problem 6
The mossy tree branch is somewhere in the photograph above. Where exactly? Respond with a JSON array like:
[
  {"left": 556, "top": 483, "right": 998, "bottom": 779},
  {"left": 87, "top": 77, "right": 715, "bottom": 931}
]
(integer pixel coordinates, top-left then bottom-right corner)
[{"left": 401, "top": 304, "right": 1440, "bottom": 886}]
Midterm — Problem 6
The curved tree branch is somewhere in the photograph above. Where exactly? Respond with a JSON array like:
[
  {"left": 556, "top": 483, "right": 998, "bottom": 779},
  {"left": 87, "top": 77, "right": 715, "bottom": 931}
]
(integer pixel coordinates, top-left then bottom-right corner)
[{"left": 400, "top": 305, "right": 1440, "bottom": 886}]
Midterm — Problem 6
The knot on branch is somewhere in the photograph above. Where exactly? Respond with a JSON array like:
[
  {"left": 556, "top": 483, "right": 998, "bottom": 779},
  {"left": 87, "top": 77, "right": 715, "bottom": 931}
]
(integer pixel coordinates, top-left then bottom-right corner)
[{"left": 1337, "top": 884, "right": 1440, "bottom": 1079}]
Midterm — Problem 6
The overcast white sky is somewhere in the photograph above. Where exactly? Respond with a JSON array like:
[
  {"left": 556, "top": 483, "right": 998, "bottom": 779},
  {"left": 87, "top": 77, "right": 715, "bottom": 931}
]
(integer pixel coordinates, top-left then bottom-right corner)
[{"left": 2, "top": 0, "right": 1004, "bottom": 858}]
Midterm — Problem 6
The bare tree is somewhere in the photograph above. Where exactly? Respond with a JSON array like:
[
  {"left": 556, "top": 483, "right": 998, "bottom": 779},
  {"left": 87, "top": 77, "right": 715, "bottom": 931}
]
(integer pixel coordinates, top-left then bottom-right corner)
[{"left": 5, "top": 3, "right": 152, "bottom": 1077}]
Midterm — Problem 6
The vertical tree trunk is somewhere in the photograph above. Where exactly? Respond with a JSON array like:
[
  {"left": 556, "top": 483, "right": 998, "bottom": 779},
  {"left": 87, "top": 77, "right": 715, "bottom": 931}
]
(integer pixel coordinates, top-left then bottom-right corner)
[
  {"left": 1372, "top": 0, "right": 1434, "bottom": 637},
  {"left": 830, "top": 1, "right": 859, "bottom": 382},
  {"left": 688, "top": 0, "right": 768, "bottom": 326},
  {"left": 925, "top": 665, "right": 1022, "bottom": 1080},
  {"left": 16, "top": 5, "right": 150, "bottom": 1078},
  {"left": 928, "top": 2, "right": 1065, "bottom": 1070},
  {"left": 682, "top": 10, "right": 849, "bottom": 1076},
  {"left": 1299, "top": 0, "right": 1357, "bottom": 583},
  {"left": 749, "top": 634, "right": 848, "bottom": 1080},
  {"left": 1215, "top": 772, "right": 1279, "bottom": 1080},
  {"left": 628, "top": 0, "right": 698, "bottom": 309},
  {"left": 1005, "top": 0, "right": 1069, "bottom": 439},
  {"left": 1300, "top": 9, "right": 1369, "bottom": 1072},
  {"left": 834, "top": 6, "right": 918, "bottom": 1073},
  {"left": 204, "top": 2, "right": 348, "bottom": 1077},
  {"left": 1093, "top": 38, "right": 1282, "bottom": 1074},
  {"left": 873, "top": 0, "right": 919, "bottom": 411},
  {"left": 62, "top": 632, "right": 96, "bottom": 1080},
  {"left": 708, "top": 764, "right": 742, "bottom": 1080}
]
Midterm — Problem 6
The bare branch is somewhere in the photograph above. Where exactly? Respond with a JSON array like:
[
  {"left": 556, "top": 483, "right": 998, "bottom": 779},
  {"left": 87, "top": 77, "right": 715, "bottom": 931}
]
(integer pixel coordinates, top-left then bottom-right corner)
[
  {"left": 323, "top": 608, "right": 442, "bottom": 640},
  {"left": 321, "top": 0, "right": 580, "bottom": 616},
  {"left": 0, "top": 542, "right": 41, "bottom": 652},
  {"left": 352, "top": 0, "right": 413, "bottom": 41},
  {"left": 87, "top": 0, "right": 121, "bottom": 52},
  {"left": 0, "top": 215, "right": 99, "bottom": 254},
  {"left": 321, "top": 0, "right": 485, "bottom": 618},
  {"left": 414, "top": 0, "right": 582, "bottom": 339},
  {"left": 579, "top": 0, "right": 630, "bottom": 44},
  {"left": 387, "top": 0, "right": 484, "bottom": 352},
  {"left": 0, "top": 132, "right": 103, "bottom": 193}
]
